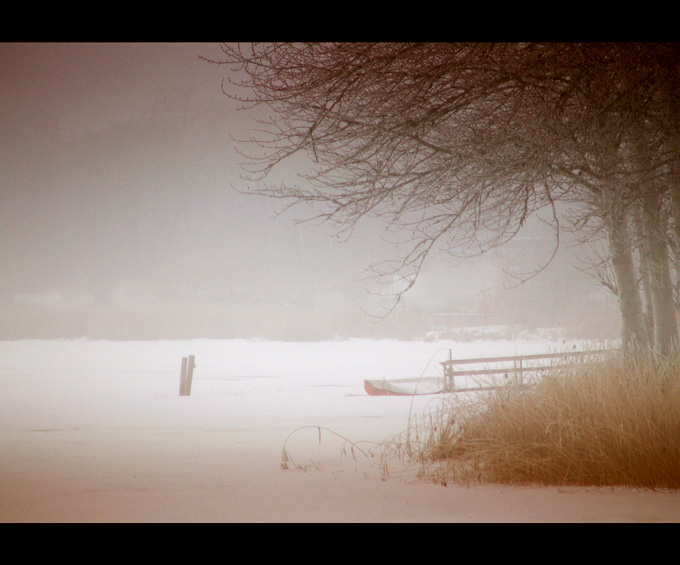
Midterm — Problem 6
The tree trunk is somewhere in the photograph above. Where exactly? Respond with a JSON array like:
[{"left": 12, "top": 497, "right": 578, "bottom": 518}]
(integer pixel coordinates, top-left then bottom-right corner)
[
  {"left": 606, "top": 206, "right": 649, "bottom": 352},
  {"left": 641, "top": 191, "right": 678, "bottom": 356},
  {"left": 637, "top": 239, "right": 656, "bottom": 350},
  {"left": 669, "top": 170, "right": 680, "bottom": 347}
]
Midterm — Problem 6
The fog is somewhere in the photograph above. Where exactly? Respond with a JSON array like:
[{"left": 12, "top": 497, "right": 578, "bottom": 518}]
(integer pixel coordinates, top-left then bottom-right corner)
[{"left": 0, "top": 43, "right": 620, "bottom": 341}]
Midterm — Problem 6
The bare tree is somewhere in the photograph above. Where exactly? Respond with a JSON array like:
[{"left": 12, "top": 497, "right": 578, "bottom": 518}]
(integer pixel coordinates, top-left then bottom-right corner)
[
  {"left": 208, "top": 43, "right": 567, "bottom": 308},
  {"left": 207, "top": 42, "right": 680, "bottom": 351},
  {"left": 543, "top": 43, "right": 680, "bottom": 353}
]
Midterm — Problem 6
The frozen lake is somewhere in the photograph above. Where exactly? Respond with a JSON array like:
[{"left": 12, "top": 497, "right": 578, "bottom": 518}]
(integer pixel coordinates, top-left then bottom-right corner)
[
  {"left": 0, "top": 337, "right": 577, "bottom": 437},
  {"left": 2, "top": 337, "right": 678, "bottom": 522}
]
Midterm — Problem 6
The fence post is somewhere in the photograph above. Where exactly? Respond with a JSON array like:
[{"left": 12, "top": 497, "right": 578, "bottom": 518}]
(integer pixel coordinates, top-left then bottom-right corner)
[
  {"left": 517, "top": 357, "right": 523, "bottom": 386},
  {"left": 443, "top": 349, "right": 453, "bottom": 392}
]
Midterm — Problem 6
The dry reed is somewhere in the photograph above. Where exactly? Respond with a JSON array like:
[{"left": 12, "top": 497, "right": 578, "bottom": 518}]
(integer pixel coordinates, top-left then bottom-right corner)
[{"left": 406, "top": 351, "right": 680, "bottom": 489}]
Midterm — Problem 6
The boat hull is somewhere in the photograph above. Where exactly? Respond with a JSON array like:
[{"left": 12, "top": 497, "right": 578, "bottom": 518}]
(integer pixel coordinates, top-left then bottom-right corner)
[{"left": 364, "top": 377, "right": 446, "bottom": 396}]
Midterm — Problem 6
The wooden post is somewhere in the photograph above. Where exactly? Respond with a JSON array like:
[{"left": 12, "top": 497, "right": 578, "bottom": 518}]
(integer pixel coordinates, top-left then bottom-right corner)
[
  {"left": 185, "top": 355, "right": 195, "bottom": 396},
  {"left": 179, "top": 357, "right": 188, "bottom": 396},
  {"left": 444, "top": 348, "right": 454, "bottom": 392},
  {"left": 518, "top": 358, "right": 523, "bottom": 386}
]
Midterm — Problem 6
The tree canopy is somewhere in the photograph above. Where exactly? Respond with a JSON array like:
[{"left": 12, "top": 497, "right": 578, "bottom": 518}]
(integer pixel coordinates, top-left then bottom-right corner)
[{"left": 208, "top": 42, "right": 680, "bottom": 353}]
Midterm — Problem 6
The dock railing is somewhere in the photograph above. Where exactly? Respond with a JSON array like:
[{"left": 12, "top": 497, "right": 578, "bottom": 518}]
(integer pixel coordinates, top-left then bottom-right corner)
[{"left": 440, "top": 348, "right": 619, "bottom": 392}]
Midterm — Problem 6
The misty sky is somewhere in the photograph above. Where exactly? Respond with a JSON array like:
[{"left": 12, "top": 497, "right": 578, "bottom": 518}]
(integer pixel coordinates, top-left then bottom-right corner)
[
  {"left": 0, "top": 43, "right": 615, "bottom": 339},
  {"left": 0, "top": 44, "right": 379, "bottom": 302},
  {"left": 0, "top": 42, "right": 431, "bottom": 340}
]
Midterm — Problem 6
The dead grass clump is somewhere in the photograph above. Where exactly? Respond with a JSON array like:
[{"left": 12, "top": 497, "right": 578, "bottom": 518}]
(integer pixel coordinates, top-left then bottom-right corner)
[{"left": 411, "top": 352, "right": 680, "bottom": 489}]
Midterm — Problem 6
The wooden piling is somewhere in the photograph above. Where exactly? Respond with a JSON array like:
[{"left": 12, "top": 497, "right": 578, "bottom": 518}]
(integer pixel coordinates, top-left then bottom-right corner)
[
  {"left": 179, "top": 356, "right": 188, "bottom": 396},
  {"left": 185, "top": 355, "right": 195, "bottom": 396}
]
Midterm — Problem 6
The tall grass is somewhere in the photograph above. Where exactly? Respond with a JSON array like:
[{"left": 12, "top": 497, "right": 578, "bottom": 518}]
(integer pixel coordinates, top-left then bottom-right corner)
[{"left": 406, "top": 352, "right": 680, "bottom": 489}]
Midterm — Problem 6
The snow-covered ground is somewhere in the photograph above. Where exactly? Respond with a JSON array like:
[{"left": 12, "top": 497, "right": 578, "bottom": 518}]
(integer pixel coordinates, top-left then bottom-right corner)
[{"left": 1, "top": 336, "right": 678, "bottom": 522}]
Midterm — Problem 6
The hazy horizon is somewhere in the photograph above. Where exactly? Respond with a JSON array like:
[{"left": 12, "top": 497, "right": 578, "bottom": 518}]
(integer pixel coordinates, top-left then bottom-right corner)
[{"left": 0, "top": 43, "right": 619, "bottom": 340}]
